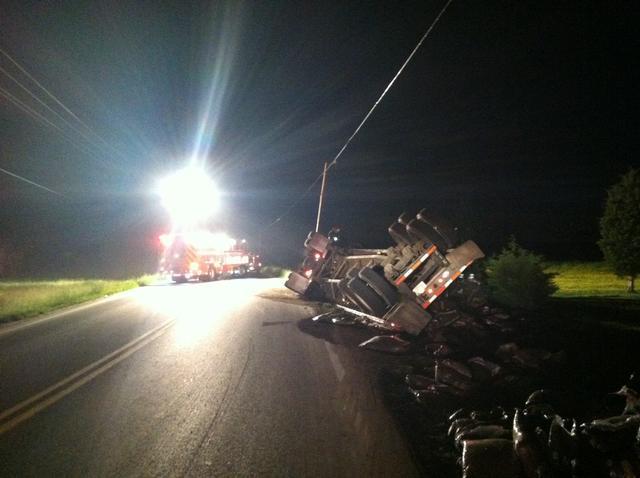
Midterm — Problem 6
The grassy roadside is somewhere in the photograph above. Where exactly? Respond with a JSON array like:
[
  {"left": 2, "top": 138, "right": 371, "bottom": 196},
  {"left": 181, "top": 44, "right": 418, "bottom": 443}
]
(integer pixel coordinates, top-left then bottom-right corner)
[
  {"left": 259, "top": 265, "right": 292, "bottom": 279},
  {"left": 0, "top": 276, "right": 153, "bottom": 324},
  {"left": 546, "top": 261, "right": 636, "bottom": 299},
  {"left": 543, "top": 261, "right": 639, "bottom": 333}
]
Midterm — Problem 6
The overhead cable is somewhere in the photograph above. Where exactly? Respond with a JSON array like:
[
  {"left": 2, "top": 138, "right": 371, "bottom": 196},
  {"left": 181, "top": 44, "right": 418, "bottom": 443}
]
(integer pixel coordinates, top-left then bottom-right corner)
[
  {"left": 0, "top": 47, "right": 129, "bottom": 164},
  {"left": 0, "top": 166, "right": 62, "bottom": 196},
  {"left": 263, "top": 0, "right": 453, "bottom": 232},
  {"left": 0, "top": 86, "right": 112, "bottom": 165},
  {"left": 0, "top": 65, "right": 109, "bottom": 154},
  {"left": 327, "top": 0, "right": 453, "bottom": 170},
  {"left": 0, "top": 47, "right": 92, "bottom": 131}
]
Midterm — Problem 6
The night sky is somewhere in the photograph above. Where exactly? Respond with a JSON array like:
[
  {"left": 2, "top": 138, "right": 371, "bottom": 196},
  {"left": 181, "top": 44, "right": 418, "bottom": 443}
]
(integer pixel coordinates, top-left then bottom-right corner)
[{"left": 0, "top": 0, "right": 637, "bottom": 278}]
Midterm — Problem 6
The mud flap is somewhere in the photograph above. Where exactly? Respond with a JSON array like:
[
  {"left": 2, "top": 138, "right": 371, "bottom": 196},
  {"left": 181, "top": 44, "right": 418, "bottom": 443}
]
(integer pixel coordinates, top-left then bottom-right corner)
[
  {"left": 304, "top": 232, "right": 330, "bottom": 254},
  {"left": 285, "top": 271, "right": 311, "bottom": 295},
  {"left": 382, "top": 300, "right": 432, "bottom": 335},
  {"left": 445, "top": 240, "right": 485, "bottom": 269}
]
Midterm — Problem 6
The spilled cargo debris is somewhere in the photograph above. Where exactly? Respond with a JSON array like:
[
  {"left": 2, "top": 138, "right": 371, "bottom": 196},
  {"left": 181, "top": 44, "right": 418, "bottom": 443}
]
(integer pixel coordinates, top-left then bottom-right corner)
[
  {"left": 292, "top": 209, "right": 639, "bottom": 477},
  {"left": 446, "top": 376, "right": 640, "bottom": 477},
  {"left": 467, "top": 357, "right": 501, "bottom": 382},
  {"left": 300, "top": 257, "right": 578, "bottom": 476},
  {"left": 359, "top": 335, "right": 411, "bottom": 354}
]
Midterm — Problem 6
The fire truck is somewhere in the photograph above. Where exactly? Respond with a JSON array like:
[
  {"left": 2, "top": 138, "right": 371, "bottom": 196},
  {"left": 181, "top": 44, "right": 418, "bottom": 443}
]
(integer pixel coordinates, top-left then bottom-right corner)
[{"left": 158, "top": 231, "right": 261, "bottom": 283}]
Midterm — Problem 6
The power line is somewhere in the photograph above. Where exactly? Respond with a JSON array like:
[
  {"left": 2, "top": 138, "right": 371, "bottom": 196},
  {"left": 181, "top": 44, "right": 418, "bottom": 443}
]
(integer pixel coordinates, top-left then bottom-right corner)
[
  {"left": 0, "top": 64, "right": 116, "bottom": 158},
  {"left": 0, "top": 86, "right": 68, "bottom": 134},
  {"left": 265, "top": 172, "right": 325, "bottom": 228},
  {"left": 0, "top": 47, "right": 91, "bottom": 131},
  {"left": 0, "top": 166, "right": 62, "bottom": 196},
  {"left": 0, "top": 86, "right": 111, "bottom": 165},
  {"left": 263, "top": 0, "right": 454, "bottom": 232},
  {"left": 327, "top": 0, "right": 453, "bottom": 170},
  {"left": 0, "top": 47, "right": 130, "bottom": 164}
]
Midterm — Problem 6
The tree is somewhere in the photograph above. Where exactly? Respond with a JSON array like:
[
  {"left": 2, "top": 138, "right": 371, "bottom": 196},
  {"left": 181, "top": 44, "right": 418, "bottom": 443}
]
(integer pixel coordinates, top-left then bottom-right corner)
[
  {"left": 598, "top": 168, "right": 640, "bottom": 292},
  {"left": 485, "top": 238, "right": 557, "bottom": 310}
]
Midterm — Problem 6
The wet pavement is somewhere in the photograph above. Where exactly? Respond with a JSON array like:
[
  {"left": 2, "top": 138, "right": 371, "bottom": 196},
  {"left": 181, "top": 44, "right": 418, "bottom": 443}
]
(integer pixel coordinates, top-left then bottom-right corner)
[{"left": 0, "top": 279, "right": 419, "bottom": 477}]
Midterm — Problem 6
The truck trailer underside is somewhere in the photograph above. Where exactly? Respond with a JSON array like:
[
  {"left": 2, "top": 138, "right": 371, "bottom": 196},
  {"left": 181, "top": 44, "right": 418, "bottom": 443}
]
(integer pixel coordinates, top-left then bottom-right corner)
[{"left": 285, "top": 209, "right": 484, "bottom": 335}]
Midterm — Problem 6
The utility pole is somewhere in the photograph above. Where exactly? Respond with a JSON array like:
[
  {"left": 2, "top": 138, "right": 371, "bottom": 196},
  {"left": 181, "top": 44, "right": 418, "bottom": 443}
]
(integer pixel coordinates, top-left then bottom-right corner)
[{"left": 315, "top": 162, "right": 328, "bottom": 233}]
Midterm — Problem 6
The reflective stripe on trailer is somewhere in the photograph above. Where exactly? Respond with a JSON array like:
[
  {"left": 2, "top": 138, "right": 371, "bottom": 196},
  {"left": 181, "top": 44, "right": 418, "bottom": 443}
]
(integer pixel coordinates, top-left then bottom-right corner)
[
  {"left": 422, "top": 261, "right": 472, "bottom": 309},
  {"left": 395, "top": 245, "right": 437, "bottom": 285},
  {"left": 186, "top": 245, "right": 198, "bottom": 263}
]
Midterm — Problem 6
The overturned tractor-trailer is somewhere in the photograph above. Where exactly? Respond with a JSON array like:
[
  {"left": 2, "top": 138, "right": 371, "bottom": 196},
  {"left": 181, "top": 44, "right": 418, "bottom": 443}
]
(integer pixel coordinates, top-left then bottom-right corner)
[{"left": 285, "top": 209, "right": 484, "bottom": 335}]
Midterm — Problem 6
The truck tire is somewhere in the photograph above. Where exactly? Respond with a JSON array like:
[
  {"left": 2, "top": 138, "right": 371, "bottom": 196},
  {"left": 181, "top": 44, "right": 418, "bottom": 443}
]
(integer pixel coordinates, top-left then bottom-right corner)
[
  {"left": 358, "top": 267, "right": 399, "bottom": 307},
  {"left": 304, "top": 280, "right": 326, "bottom": 301},
  {"left": 346, "top": 266, "right": 360, "bottom": 279},
  {"left": 388, "top": 221, "right": 411, "bottom": 246},
  {"left": 339, "top": 278, "right": 370, "bottom": 311},
  {"left": 416, "top": 210, "right": 457, "bottom": 249},
  {"left": 346, "top": 277, "right": 388, "bottom": 317},
  {"left": 407, "top": 218, "right": 446, "bottom": 252}
]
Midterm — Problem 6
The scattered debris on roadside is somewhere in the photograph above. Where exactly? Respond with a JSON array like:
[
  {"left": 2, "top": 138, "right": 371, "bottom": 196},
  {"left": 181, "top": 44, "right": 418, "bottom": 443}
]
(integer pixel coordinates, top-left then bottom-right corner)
[
  {"left": 359, "top": 335, "right": 412, "bottom": 354},
  {"left": 292, "top": 210, "right": 640, "bottom": 477},
  {"left": 304, "top": 294, "right": 640, "bottom": 477},
  {"left": 448, "top": 374, "right": 640, "bottom": 477}
]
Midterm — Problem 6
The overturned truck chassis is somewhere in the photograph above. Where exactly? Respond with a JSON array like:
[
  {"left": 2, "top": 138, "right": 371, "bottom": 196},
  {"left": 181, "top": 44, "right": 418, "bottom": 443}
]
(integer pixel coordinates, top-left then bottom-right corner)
[{"left": 285, "top": 209, "right": 484, "bottom": 335}]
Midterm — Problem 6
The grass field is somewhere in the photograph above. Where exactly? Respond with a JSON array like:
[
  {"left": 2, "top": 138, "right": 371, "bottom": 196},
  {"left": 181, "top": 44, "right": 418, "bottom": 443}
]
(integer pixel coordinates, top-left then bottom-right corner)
[
  {"left": 546, "top": 262, "right": 636, "bottom": 299},
  {"left": 0, "top": 277, "right": 152, "bottom": 324}
]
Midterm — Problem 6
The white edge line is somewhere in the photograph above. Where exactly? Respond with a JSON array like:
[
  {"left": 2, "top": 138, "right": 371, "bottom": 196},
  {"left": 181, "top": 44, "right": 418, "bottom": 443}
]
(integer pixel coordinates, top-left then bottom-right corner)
[{"left": 324, "top": 342, "right": 346, "bottom": 382}]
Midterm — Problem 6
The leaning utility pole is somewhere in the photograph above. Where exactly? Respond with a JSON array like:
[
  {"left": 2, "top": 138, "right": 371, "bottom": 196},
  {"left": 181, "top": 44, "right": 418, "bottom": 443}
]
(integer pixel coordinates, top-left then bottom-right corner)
[{"left": 315, "top": 161, "right": 328, "bottom": 233}]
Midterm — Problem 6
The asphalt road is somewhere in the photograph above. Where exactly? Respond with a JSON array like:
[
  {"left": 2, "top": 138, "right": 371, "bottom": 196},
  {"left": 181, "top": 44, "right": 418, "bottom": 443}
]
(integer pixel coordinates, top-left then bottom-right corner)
[{"left": 0, "top": 278, "right": 420, "bottom": 477}]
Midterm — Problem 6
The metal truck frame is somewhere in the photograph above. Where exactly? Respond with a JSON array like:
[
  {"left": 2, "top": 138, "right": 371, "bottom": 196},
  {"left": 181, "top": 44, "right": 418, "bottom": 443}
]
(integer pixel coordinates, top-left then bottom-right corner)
[{"left": 285, "top": 209, "right": 484, "bottom": 335}]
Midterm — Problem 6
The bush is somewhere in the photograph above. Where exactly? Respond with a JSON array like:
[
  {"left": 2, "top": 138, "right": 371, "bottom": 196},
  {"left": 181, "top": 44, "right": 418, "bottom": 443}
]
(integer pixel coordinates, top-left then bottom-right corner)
[
  {"left": 135, "top": 274, "right": 156, "bottom": 286},
  {"left": 598, "top": 168, "right": 640, "bottom": 292},
  {"left": 485, "top": 239, "right": 557, "bottom": 310}
]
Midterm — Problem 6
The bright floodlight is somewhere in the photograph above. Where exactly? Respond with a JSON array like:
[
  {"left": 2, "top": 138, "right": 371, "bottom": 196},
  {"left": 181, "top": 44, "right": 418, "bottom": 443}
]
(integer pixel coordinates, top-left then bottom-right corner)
[{"left": 157, "top": 167, "right": 219, "bottom": 226}]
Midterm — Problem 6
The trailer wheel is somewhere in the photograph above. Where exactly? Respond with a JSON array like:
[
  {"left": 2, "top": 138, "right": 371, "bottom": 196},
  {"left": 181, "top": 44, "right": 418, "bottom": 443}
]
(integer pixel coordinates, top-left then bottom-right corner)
[
  {"left": 358, "top": 267, "right": 399, "bottom": 307},
  {"left": 304, "top": 281, "right": 326, "bottom": 301},
  {"left": 346, "top": 277, "right": 388, "bottom": 317},
  {"left": 207, "top": 266, "right": 217, "bottom": 281},
  {"left": 339, "top": 278, "right": 372, "bottom": 311}
]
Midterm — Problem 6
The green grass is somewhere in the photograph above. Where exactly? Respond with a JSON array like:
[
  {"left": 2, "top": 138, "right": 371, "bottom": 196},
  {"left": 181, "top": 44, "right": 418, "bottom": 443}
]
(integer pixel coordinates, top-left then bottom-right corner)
[
  {"left": 259, "top": 265, "right": 292, "bottom": 279},
  {"left": 546, "top": 261, "right": 637, "bottom": 299},
  {"left": 134, "top": 274, "right": 156, "bottom": 286},
  {"left": 0, "top": 278, "right": 149, "bottom": 324},
  {"left": 544, "top": 262, "right": 639, "bottom": 333}
]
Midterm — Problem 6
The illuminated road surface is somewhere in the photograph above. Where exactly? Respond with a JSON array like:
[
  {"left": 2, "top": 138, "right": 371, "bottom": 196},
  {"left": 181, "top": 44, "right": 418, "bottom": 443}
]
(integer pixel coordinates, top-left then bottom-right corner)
[{"left": 0, "top": 279, "right": 419, "bottom": 477}]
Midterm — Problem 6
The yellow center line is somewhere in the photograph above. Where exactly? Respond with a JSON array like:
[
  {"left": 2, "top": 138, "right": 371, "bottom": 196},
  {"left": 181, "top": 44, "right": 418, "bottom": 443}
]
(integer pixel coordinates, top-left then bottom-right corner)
[{"left": 0, "top": 318, "right": 175, "bottom": 435}]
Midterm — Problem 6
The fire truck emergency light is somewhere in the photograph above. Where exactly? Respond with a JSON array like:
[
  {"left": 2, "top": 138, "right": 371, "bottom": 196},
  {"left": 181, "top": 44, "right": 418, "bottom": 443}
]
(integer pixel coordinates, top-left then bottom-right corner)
[{"left": 157, "top": 167, "right": 219, "bottom": 226}]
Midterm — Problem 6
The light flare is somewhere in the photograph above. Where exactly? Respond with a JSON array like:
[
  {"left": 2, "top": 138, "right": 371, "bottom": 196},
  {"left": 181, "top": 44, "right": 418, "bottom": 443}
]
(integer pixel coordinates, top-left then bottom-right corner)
[{"left": 157, "top": 166, "right": 219, "bottom": 226}]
